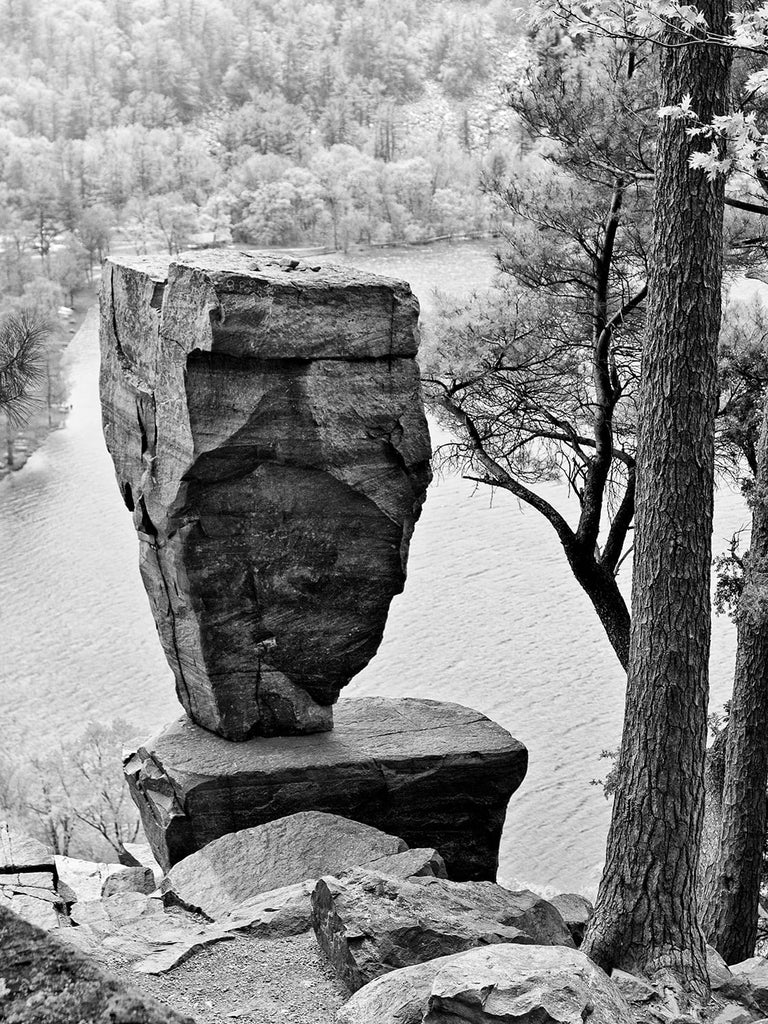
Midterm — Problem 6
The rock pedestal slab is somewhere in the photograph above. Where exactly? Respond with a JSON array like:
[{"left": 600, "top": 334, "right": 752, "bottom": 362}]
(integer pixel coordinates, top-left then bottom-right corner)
[
  {"left": 124, "top": 697, "right": 527, "bottom": 879},
  {"left": 100, "top": 250, "right": 432, "bottom": 741}
]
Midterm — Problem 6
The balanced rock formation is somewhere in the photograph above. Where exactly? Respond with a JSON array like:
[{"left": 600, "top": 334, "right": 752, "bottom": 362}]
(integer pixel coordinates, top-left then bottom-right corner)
[
  {"left": 100, "top": 250, "right": 432, "bottom": 740},
  {"left": 336, "top": 944, "right": 633, "bottom": 1024},
  {"left": 312, "top": 869, "right": 574, "bottom": 993},
  {"left": 124, "top": 697, "right": 527, "bottom": 878}
]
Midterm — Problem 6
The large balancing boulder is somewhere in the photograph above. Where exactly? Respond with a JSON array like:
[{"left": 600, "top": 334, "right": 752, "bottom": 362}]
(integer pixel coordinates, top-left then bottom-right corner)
[
  {"left": 311, "top": 868, "right": 574, "bottom": 993},
  {"left": 100, "top": 250, "right": 432, "bottom": 740},
  {"left": 337, "top": 945, "right": 633, "bottom": 1024},
  {"left": 124, "top": 697, "right": 527, "bottom": 879}
]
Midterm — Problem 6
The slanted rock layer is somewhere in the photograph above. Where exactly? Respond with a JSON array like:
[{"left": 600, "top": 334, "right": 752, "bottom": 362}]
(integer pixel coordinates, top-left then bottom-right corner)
[
  {"left": 100, "top": 250, "right": 432, "bottom": 740},
  {"left": 124, "top": 697, "right": 527, "bottom": 879},
  {"left": 162, "top": 812, "right": 407, "bottom": 918},
  {"left": 312, "top": 869, "right": 575, "bottom": 993}
]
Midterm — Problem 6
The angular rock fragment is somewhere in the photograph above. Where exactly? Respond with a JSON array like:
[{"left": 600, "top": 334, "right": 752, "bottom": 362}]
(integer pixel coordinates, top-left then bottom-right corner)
[
  {"left": 100, "top": 250, "right": 432, "bottom": 740},
  {"left": 0, "top": 826, "right": 63, "bottom": 929},
  {"left": 162, "top": 811, "right": 406, "bottom": 918},
  {"left": 731, "top": 957, "right": 768, "bottom": 1016},
  {"left": 55, "top": 854, "right": 132, "bottom": 904},
  {"left": 0, "top": 822, "right": 54, "bottom": 874},
  {"left": 311, "top": 868, "right": 574, "bottom": 993},
  {"left": 102, "top": 865, "right": 157, "bottom": 898},
  {"left": 214, "top": 848, "right": 446, "bottom": 938},
  {"left": 369, "top": 847, "right": 447, "bottom": 880},
  {"left": 549, "top": 892, "right": 593, "bottom": 946},
  {"left": 422, "top": 944, "right": 634, "bottom": 1024},
  {"left": 337, "top": 945, "right": 633, "bottom": 1024},
  {"left": 125, "top": 697, "right": 527, "bottom": 879},
  {"left": 219, "top": 880, "right": 319, "bottom": 937}
]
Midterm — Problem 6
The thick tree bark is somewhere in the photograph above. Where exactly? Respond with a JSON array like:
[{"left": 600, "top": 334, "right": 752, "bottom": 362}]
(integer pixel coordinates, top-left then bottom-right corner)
[
  {"left": 581, "top": 0, "right": 731, "bottom": 998},
  {"left": 702, "top": 401, "right": 768, "bottom": 963}
]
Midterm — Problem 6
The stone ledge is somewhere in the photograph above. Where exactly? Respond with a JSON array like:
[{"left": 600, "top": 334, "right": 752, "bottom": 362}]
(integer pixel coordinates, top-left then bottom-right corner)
[{"left": 125, "top": 697, "right": 527, "bottom": 881}]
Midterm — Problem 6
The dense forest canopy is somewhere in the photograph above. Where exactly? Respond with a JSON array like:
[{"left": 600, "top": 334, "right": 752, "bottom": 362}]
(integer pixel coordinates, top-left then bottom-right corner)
[{"left": 0, "top": 0, "right": 526, "bottom": 319}]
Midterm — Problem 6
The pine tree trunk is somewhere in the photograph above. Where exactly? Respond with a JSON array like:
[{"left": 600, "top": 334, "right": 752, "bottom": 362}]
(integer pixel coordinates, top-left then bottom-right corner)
[
  {"left": 702, "top": 402, "right": 768, "bottom": 963},
  {"left": 581, "top": 0, "right": 731, "bottom": 997}
]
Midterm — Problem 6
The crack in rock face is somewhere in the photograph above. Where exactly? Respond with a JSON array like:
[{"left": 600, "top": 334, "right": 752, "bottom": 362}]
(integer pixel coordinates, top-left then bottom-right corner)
[{"left": 99, "top": 250, "right": 432, "bottom": 740}]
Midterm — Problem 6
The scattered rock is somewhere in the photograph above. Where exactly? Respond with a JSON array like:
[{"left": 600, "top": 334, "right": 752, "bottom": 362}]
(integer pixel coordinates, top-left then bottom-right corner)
[
  {"left": 54, "top": 854, "right": 127, "bottom": 903},
  {"left": 711, "top": 1004, "right": 758, "bottom": 1024},
  {"left": 369, "top": 848, "right": 447, "bottom": 880},
  {"left": 0, "top": 822, "right": 54, "bottom": 873},
  {"left": 0, "top": 881, "right": 64, "bottom": 930},
  {"left": 611, "top": 967, "right": 661, "bottom": 1007},
  {"left": 216, "top": 848, "right": 447, "bottom": 940},
  {"left": 549, "top": 892, "right": 593, "bottom": 946},
  {"left": 102, "top": 866, "right": 157, "bottom": 898},
  {"left": 337, "top": 944, "right": 633, "bottom": 1024},
  {"left": 126, "top": 697, "right": 527, "bottom": 881},
  {"left": 731, "top": 957, "right": 768, "bottom": 1015},
  {"left": 312, "top": 869, "right": 574, "bottom": 992},
  {"left": 219, "top": 880, "right": 319, "bottom": 937},
  {"left": 162, "top": 812, "right": 406, "bottom": 918},
  {"left": 422, "top": 944, "right": 633, "bottom": 1023},
  {"left": 123, "top": 840, "right": 164, "bottom": 885},
  {"left": 132, "top": 925, "right": 234, "bottom": 975},
  {"left": 708, "top": 945, "right": 735, "bottom": 991},
  {"left": 0, "top": 902, "right": 195, "bottom": 1023},
  {"left": 70, "top": 891, "right": 165, "bottom": 936},
  {"left": 336, "top": 956, "right": 445, "bottom": 1024},
  {"left": 100, "top": 250, "right": 431, "bottom": 740}
]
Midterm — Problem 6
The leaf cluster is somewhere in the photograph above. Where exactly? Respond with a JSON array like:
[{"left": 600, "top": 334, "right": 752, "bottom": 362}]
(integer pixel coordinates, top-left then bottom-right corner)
[{"left": 0, "top": 308, "right": 50, "bottom": 427}]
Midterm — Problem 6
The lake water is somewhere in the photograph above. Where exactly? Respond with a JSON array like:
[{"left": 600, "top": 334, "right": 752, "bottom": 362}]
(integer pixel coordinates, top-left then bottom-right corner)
[{"left": 0, "top": 241, "right": 748, "bottom": 895}]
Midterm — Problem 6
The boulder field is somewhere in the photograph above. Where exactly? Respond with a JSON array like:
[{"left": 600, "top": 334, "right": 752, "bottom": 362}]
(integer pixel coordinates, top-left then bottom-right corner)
[{"left": 3, "top": 818, "right": 768, "bottom": 1024}]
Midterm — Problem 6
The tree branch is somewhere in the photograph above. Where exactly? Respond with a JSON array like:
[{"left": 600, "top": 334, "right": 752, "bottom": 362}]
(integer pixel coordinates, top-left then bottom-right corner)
[{"left": 438, "top": 394, "right": 577, "bottom": 548}]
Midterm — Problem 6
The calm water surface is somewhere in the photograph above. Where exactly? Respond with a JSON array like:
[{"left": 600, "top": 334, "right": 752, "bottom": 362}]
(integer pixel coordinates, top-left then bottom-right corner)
[{"left": 0, "top": 241, "right": 747, "bottom": 894}]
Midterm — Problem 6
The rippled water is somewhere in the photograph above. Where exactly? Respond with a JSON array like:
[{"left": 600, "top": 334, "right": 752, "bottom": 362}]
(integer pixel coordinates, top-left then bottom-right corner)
[{"left": 0, "top": 241, "right": 747, "bottom": 894}]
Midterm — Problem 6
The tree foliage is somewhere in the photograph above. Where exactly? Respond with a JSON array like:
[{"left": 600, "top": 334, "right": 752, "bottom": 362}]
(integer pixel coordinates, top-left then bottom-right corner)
[{"left": 0, "top": 720, "right": 142, "bottom": 863}]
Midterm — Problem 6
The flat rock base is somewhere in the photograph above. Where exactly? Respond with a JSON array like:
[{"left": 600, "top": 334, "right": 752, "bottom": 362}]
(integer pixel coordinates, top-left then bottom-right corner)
[{"left": 124, "top": 697, "right": 527, "bottom": 880}]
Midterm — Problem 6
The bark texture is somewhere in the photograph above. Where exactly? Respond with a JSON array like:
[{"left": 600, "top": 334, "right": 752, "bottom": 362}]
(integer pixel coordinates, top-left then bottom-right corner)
[
  {"left": 581, "top": 2, "right": 731, "bottom": 996},
  {"left": 702, "top": 400, "right": 768, "bottom": 963}
]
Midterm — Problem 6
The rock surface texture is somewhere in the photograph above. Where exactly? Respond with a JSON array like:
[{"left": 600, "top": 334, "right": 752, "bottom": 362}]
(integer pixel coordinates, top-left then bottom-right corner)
[
  {"left": 162, "top": 812, "right": 407, "bottom": 918},
  {"left": 0, "top": 824, "right": 64, "bottom": 930},
  {"left": 0, "top": 903, "right": 195, "bottom": 1023},
  {"left": 312, "top": 868, "right": 574, "bottom": 993},
  {"left": 336, "top": 944, "right": 633, "bottom": 1024},
  {"left": 100, "top": 250, "right": 432, "bottom": 740},
  {"left": 124, "top": 697, "right": 527, "bottom": 878}
]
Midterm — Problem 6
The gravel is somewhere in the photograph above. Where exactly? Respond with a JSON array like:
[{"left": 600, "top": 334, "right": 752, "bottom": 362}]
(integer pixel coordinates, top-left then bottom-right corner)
[{"left": 103, "top": 931, "right": 348, "bottom": 1024}]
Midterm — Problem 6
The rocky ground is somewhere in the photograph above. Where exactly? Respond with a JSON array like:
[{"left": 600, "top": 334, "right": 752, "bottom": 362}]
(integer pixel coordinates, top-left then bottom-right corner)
[
  {"left": 104, "top": 931, "right": 345, "bottom": 1024},
  {"left": 5, "top": 816, "right": 768, "bottom": 1024}
]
